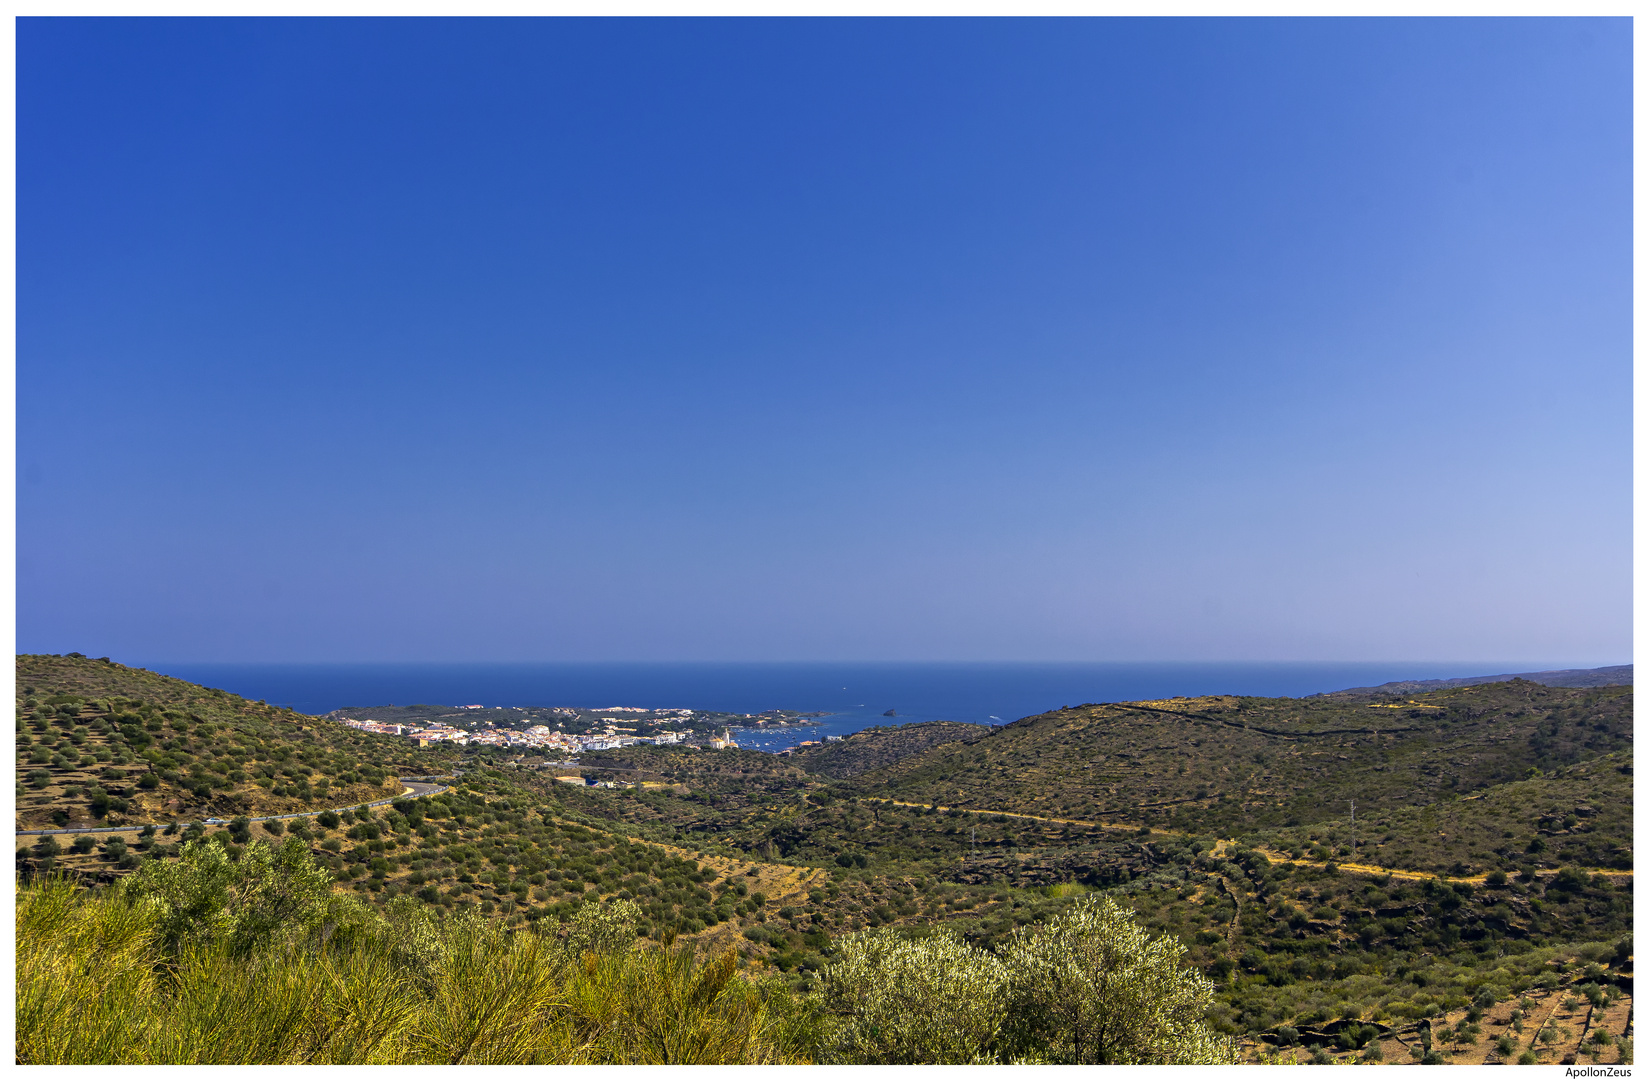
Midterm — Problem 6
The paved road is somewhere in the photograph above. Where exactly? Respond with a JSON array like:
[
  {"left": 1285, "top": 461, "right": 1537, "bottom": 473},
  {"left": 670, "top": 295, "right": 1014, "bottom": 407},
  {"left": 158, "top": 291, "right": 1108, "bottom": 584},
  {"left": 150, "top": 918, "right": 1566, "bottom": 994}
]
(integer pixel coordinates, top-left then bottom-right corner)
[{"left": 15, "top": 776, "right": 453, "bottom": 837}]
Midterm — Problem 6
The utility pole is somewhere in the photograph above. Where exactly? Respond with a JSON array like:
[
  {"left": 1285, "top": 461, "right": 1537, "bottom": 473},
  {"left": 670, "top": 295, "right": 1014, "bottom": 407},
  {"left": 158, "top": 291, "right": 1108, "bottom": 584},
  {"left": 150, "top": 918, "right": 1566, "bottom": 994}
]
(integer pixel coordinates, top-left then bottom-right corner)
[
  {"left": 1349, "top": 800, "right": 1356, "bottom": 861},
  {"left": 971, "top": 824, "right": 977, "bottom": 862}
]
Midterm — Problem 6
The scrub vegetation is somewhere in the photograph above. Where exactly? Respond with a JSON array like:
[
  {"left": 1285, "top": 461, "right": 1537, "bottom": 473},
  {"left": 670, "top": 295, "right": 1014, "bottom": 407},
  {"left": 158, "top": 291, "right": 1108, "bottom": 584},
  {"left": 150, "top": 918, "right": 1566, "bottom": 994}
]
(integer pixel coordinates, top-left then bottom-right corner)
[
  {"left": 15, "top": 654, "right": 458, "bottom": 831},
  {"left": 15, "top": 655, "right": 1633, "bottom": 1065}
]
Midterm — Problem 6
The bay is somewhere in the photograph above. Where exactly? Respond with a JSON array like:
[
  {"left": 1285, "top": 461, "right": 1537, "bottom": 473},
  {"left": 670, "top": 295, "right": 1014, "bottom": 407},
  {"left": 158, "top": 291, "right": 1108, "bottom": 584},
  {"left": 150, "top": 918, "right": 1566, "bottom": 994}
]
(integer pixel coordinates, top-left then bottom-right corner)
[{"left": 141, "top": 660, "right": 1571, "bottom": 752}]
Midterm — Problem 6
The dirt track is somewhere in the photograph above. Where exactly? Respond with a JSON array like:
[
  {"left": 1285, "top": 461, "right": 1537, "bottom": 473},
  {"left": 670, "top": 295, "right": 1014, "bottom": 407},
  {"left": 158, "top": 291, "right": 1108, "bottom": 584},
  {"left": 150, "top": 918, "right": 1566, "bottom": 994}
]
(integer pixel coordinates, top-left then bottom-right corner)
[{"left": 860, "top": 797, "right": 1633, "bottom": 886}]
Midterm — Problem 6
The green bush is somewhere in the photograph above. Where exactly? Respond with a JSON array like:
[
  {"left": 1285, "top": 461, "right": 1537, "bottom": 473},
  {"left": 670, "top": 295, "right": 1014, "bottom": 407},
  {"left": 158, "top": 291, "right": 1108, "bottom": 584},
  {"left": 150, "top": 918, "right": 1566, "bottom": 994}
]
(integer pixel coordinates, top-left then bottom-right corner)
[
  {"left": 16, "top": 864, "right": 806, "bottom": 1064},
  {"left": 820, "top": 896, "right": 1234, "bottom": 1064},
  {"left": 821, "top": 926, "right": 1007, "bottom": 1063},
  {"left": 998, "top": 895, "right": 1234, "bottom": 1064},
  {"left": 126, "top": 836, "right": 335, "bottom": 956}
]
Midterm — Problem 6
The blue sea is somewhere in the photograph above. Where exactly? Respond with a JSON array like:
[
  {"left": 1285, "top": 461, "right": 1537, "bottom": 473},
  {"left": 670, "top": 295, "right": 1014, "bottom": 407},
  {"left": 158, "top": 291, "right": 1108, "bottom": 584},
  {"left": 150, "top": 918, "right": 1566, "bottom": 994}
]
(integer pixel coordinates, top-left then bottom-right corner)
[{"left": 140, "top": 661, "right": 1581, "bottom": 753}]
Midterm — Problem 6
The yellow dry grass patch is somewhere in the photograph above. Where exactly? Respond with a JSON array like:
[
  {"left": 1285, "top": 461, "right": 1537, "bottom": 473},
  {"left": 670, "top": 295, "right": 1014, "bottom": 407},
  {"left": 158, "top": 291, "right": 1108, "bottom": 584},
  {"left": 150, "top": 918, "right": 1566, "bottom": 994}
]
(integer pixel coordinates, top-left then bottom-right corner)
[
  {"left": 605, "top": 836, "right": 828, "bottom": 955},
  {"left": 1128, "top": 696, "right": 1238, "bottom": 710}
]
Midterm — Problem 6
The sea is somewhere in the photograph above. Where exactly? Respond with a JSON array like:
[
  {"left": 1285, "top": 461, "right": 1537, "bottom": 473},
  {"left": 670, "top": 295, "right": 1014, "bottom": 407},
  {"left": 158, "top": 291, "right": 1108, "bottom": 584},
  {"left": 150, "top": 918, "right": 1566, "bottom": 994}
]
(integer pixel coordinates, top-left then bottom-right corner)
[{"left": 140, "top": 661, "right": 1581, "bottom": 754}]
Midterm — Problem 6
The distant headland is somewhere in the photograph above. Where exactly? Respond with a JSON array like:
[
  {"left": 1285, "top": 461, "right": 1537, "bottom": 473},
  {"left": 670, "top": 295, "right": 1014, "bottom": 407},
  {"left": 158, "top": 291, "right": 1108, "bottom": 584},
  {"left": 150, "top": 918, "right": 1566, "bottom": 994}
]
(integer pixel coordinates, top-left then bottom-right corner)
[{"left": 1321, "top": 663, "right": 1631, "bottom": 697}]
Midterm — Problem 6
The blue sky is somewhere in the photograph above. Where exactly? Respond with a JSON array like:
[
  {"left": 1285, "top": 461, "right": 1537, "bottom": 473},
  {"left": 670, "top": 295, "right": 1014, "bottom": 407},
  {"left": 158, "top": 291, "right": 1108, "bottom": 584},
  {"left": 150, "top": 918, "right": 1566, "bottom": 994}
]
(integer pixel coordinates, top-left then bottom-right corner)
[{"left": 18, "top": 18, "right": 1631, "bottom": 664}]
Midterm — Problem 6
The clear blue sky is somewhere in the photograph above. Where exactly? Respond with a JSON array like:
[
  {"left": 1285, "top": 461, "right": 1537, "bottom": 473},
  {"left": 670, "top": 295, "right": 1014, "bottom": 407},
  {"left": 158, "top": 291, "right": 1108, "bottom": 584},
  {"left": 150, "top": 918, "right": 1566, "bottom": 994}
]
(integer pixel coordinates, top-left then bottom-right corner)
[{"left": 18, "top": 17, "right": 1631, "bottom": 664}]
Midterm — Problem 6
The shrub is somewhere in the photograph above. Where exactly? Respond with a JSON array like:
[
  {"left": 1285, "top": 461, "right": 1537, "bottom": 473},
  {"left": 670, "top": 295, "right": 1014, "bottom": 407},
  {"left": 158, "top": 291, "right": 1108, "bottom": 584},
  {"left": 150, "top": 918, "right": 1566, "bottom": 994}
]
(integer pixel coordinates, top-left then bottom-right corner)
[
  {"left": 127, "top": 836, "right": 335, "bottom": 956},
  {"left": 999, "top": 895, "right": 1234, "bottom": 1065},
  {"left": 16, "top": 876, "right": 161, "bottom": 1063},
  {"left": 821, "top": 927, "right": 1007, "bottom": 1063},
  {"left": 554, "top": 923, "right": 811, "bottom": 1063},
  {"left": 820, "top": 896, "right": 1234, "bottom": 1065}
]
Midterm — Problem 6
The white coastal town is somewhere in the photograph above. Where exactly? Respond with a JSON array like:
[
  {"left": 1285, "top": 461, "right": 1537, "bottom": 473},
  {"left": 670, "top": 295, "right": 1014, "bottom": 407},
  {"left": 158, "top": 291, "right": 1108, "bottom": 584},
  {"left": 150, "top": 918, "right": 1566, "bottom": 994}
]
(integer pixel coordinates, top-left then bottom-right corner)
[{"left": 332, "top": 712, "right": 728, "bottom": 754}]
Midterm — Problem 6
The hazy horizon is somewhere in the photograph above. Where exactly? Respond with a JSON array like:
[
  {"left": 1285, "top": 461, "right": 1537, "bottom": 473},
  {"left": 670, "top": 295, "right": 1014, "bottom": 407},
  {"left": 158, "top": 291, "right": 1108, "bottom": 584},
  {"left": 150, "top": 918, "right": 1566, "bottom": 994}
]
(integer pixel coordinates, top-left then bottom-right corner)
[
  {"left": 110, "top": 656, "right": 1629, "bottom": 669},
  {"left": 78, "top": 658, "right": 1632, "bottom": 725}
]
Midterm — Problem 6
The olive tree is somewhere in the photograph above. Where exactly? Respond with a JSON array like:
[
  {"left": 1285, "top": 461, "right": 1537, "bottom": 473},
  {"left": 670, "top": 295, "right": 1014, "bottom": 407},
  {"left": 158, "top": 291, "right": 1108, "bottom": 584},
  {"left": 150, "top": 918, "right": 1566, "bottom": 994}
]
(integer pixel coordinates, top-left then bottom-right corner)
[
  {"left": 999, "top": 894, "right": 1235, "bottom": 1064},
  {"left": 820, "top": 927, "right": 1007, "bottom": 1063},
  {"left": 558, "top": 898, "right": 645, "bottom": 958},
  {"left": 128, "top": 836, "right": 333, "bottom": 955}
]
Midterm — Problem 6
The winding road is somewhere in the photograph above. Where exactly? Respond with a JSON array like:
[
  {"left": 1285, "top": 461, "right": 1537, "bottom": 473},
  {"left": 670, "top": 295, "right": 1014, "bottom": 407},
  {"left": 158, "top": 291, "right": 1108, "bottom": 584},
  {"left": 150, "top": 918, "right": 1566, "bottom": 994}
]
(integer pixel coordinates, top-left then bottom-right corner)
[{"left": 15, "top": 776, "right": 453, "bottom": 837}]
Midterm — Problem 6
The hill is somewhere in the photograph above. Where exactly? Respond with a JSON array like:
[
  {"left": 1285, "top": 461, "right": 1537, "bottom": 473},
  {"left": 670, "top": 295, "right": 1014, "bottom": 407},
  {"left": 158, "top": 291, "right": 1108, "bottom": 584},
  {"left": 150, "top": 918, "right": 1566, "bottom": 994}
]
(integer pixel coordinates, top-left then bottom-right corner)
[
  {"left": 790, "top": 721, "right": 988, "bottom": 778},
  {"left": 1325, "top": 664, "right": 1631, "bottom": 697},
  {"left": 15, "top": 654, "right": 461, "bottom": 832},
  {"left": 15, "top": 656, "right": 1633, "bottom": 1066},
  {"left": 16, "top": 658, "right": 836, "bottom": 946},
  {"left": 1251, "top": 750, "right": 1632, "bottom": 877},
  {"left": 839, "top": 681, "right": 1631, "bottom": 846}
]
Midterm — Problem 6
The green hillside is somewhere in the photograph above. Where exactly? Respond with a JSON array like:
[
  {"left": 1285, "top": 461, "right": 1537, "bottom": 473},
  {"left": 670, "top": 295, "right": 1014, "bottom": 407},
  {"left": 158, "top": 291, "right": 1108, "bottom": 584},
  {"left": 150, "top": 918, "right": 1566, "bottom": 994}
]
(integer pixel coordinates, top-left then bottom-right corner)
[
  {"left": 15, "top": 654, "right": 460, "bottom": 832},
  {"left": 14, "top": 657, "right": 1634, "bottom": 1066},
  {"left": 841, "top": 682, "right": 1631, "bottom": 840},
  {"left": 1252, "top": 751, "right": 1632, "bottom": 878},
  {"left": 790, "top": 721, "right": 988, "bottom": 778}
]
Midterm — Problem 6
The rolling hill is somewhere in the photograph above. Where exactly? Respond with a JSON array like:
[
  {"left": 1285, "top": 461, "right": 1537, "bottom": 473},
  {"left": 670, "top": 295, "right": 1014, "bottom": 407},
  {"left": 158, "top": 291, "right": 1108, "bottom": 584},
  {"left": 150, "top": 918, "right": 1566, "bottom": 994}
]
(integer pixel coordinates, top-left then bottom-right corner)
[
  {"left": 15, "top": 654, "right": 460, "bottom": 831},
  {"left": 14, "top": 655, "right": 1634, "bottom": 1066},
  {"left": 836, "top": 681, "right": 1631, "bottom": 849}
]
